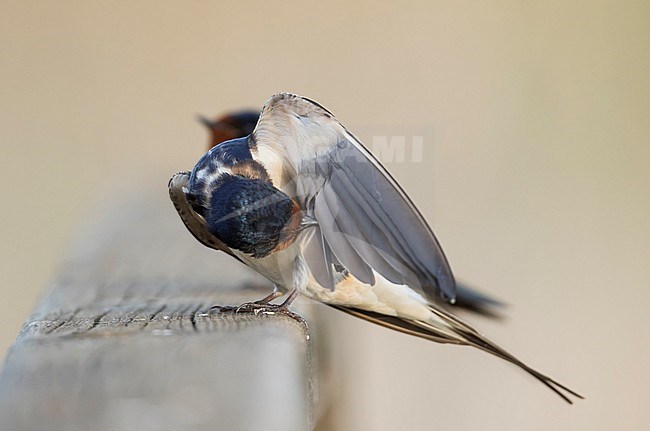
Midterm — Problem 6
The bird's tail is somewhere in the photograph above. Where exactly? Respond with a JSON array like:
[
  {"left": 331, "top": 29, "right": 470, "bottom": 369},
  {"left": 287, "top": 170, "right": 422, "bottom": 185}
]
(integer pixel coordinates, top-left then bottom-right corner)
[
  {"left": 415, "top": 306, "right": 584, "bottom": 404},
  {"left": 329, "top": 304, "right": 583, "bottom": 404}
]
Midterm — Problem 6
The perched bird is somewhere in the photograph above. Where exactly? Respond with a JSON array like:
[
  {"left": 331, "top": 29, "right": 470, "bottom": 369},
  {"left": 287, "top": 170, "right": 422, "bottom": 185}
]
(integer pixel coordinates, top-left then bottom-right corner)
[
  {"left": 195, "top": 110, "right": 504, "bottom": 317},
  {"left": 169, "top": 93, "right": 582, "bottom": 403},
  {"left": 198, "top": 111, "right": 260, "bottom": 151}
]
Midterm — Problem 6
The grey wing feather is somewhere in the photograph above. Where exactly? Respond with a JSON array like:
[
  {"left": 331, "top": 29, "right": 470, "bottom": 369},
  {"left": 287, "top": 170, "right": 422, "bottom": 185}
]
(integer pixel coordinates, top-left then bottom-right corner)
[
  {"left": 317, "top": 185, "right": 376, "bottom": 285},
  {"left": 253, "top": 93, "right": 456, "bottom": 302},
  {"left": 326, "top": 166, "right": 415, "bottom": 286},
  {"left": 455, "top": 282, "right": 505, "bottom": 310},
  {"left": 329, "top": 140, "right": 456, "bottom": 300},
  {"left": 302, "top": 226, "right": 335, "bottom": 291}
]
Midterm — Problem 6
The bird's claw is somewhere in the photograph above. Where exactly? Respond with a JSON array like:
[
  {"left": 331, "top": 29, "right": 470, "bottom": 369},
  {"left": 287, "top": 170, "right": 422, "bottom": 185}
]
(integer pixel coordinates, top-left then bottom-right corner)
[
  {"left": 210, "top": 301, "right": 287, "bottom": 315},
  {"left": 208, "top": 302, "right": 307, "bottom": 327}
]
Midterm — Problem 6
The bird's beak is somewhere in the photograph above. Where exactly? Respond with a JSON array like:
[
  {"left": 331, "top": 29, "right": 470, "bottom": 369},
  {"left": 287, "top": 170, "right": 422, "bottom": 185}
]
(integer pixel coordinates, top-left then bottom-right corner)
[{"left": 197, "top": 114, "right": 214, "bottom": 128}]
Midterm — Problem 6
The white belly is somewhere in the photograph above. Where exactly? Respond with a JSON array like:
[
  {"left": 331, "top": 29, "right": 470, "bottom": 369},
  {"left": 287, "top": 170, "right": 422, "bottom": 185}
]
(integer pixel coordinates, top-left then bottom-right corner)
[
  {"left": 303, "top": 271, "right": 434, "bottom": 322},
  {"left": 232, "top": 245, "right": 300, "bottom": 293},
  {"left": 234, "top": 247, "right": 436, "bottom": 324}
]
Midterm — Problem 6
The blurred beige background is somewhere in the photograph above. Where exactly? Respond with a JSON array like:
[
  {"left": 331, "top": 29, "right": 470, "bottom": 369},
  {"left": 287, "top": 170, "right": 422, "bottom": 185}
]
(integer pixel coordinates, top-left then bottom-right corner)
[{"left": 1, "top": 1, "right": 648, "bottom": 430}]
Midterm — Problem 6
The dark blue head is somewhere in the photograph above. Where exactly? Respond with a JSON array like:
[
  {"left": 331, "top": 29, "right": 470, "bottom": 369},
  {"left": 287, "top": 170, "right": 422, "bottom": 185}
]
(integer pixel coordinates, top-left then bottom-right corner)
[
  {"left": 187, "top": 136, "right": 264, "bottom": 218},
  {"left": 206, "top": 174, "right": 301, "bottom": 258}
]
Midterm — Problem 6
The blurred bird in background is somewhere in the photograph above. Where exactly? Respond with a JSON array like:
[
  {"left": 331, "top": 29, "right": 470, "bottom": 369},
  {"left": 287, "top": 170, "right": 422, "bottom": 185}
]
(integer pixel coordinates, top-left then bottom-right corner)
[
  {"left": 170, "top": 93, "right": 582, "bottom": 404},
  {"left": 199, "top": 111, "right": 260, "bottom": 151}
]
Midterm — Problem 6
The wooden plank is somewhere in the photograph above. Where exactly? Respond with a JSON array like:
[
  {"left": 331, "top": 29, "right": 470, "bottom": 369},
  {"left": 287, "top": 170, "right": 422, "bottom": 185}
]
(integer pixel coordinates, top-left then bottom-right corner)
[{"left": 0, "top": 183, "right": 313, "bottom": 431}]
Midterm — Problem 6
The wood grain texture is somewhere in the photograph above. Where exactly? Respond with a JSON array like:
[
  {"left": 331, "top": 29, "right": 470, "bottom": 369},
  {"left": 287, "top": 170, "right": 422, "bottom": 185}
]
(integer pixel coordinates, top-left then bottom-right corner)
[{"left": 0, "top": 181, "right": 313, "bottom": 431}]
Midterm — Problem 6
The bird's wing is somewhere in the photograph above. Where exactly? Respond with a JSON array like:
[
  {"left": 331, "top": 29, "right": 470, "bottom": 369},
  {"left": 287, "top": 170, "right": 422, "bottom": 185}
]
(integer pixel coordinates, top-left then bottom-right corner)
[{"left": 251, "top": 93, "right": 456, "bottom": 302}]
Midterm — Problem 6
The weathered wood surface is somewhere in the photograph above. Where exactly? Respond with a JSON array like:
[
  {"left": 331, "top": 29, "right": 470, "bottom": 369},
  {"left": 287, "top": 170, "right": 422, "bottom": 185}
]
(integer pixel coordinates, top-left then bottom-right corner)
[{"left": 0, "top": 183, "right": 315, "bottom": 431}]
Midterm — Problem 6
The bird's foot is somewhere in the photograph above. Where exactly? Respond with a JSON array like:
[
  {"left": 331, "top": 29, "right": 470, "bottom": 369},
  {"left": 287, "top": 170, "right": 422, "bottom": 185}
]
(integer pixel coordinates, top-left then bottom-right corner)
[
  {"left": 209, "top": 301, "right": 307, "bottom": 326},
  {"left": 210, "top": 301, "right": 284, "bottom": 315},
  {"left": 209, "top": 290, "right": 283, "bottom": 315},
  {"left": 209, "top": 288, "right": 305, "bottom": 326}
]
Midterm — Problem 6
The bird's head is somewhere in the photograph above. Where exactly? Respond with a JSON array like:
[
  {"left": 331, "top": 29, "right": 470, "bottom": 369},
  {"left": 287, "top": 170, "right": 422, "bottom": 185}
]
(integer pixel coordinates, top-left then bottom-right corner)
[
  {"left": 198, "top": 111, "right": 260, "bottom": 150},
  {"left": 204, "top": 174, "right": 311, "bottom": 258}
]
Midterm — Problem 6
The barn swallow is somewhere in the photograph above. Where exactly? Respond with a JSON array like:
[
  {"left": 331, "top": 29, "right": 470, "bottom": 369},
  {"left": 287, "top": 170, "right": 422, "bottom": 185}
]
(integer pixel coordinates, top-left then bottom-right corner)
[
  {"left": 169, "top": 93, "right": 582, "bottom": 403},
  {"left": 195, "top": 110, "right": 504, "bottom": 317},
  {"left": 198, "top": 111, "right": 260, "bottom": 151}
]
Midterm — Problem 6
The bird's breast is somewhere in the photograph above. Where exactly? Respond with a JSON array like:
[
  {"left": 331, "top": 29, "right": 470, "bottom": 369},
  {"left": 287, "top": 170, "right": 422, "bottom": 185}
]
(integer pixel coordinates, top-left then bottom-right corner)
[{"left": 231, "top": 245, "right": 301, "bottom": 292}]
